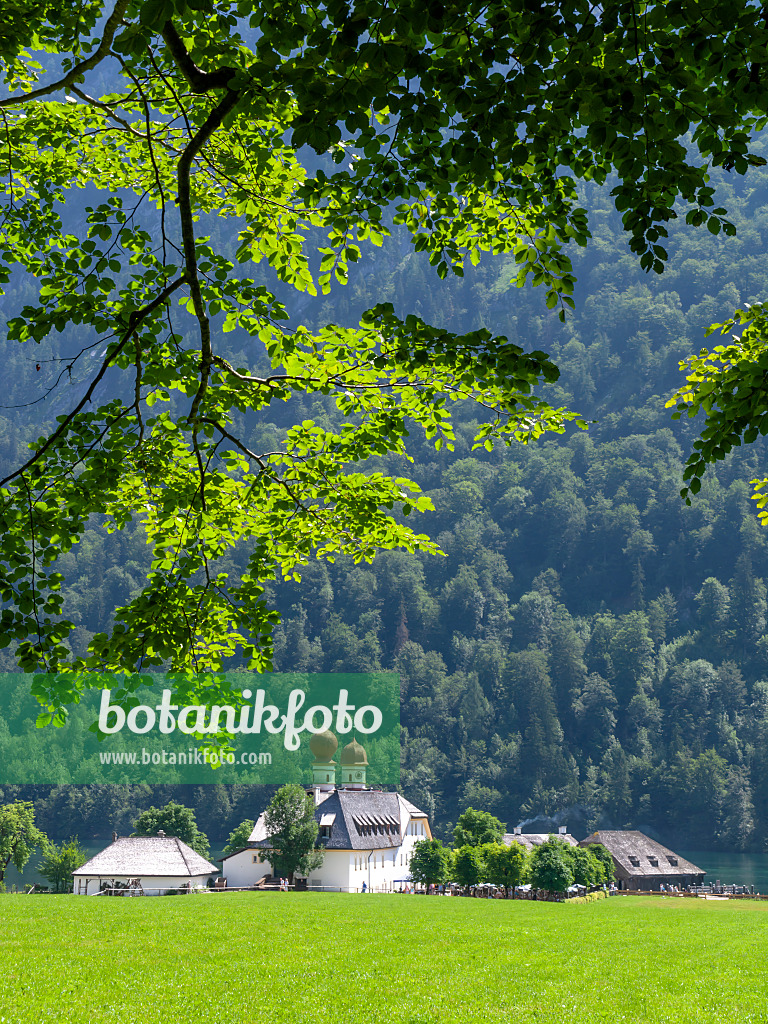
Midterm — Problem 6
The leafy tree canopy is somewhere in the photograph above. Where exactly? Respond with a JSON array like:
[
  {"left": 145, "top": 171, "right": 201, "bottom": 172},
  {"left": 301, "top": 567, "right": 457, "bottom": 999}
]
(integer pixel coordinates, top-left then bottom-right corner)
[
  {"left": 453, "top": 807, "right": 505, "bottom": 848},
  {"left": 451, "top": 843, "right": 483, "bottom": 891},
  {"left": 38, "top": 835, "right": 87, "bottom": 893},
  {"left": 408, "top": 837, "right": 448, "bottom": 889},
  {"left": 222, "top": 818, "right": 255, "bottom": 856},
  {"left": 585, "top": 843, "right": 616, "bottom": 884},
  {"left": 480, "top": 841, "right": 527, "bottom": 896},
  {"left": 0, "top": 1, "right": 766, "bottom": 706},
  {"left": 671, "top": 303, "right": 768, "bottom": 519},
  {"left": 568, "top": 845, "right": 606, "bottom": 888},
  {"left": 527, "top": 836, "right": 575, "bottom": 894},
  {"left": 263, "top": 783, "right": 322, "bottom": 882},
  {"left": 132, "top": 800, "right": 210, "bottom": 857},
  {"left": 0, "top": 800, "right": 47, "bottom": 884}
]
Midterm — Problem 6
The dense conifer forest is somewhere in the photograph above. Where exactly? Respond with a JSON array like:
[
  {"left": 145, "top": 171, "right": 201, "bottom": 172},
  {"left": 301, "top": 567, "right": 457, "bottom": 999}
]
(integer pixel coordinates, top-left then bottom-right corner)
[{"left": 3, "top": 144, "right": 768, "bottom": 850}]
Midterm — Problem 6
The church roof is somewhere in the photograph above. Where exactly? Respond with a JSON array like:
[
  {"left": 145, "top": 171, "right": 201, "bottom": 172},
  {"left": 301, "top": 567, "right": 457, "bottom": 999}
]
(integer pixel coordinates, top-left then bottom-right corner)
[
  {"left": 399, "top": 796, "right": 428, "bottom": 817},
  {"left": 248, "top": 789, "right": 406, "bottom": 852},
  {"left": 74, "top": 836, "right": 218, "bottom": 877},
  {"left": 580, "top": 831, "right": 705, "bottom": 878}
]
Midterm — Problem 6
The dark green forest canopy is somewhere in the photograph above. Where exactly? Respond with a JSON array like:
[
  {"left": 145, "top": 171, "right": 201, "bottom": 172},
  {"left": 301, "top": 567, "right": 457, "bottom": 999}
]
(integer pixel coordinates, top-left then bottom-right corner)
[
  {"left": 1, "top": 21, "right": 768, "bottom": 851},
  {"left": 1, "top": 0, "right": 768, "bottom": 695},
  {"left": 3, "top": 221, "right": 768, "bottom": 849}
]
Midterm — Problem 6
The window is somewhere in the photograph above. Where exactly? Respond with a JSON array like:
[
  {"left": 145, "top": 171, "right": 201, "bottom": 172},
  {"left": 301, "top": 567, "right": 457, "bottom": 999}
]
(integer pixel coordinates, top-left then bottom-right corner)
[
  {"left": 252, "top": 854, "right": 260, "bottom": 863},
  {"left": 320, "top": 825, "right": 332, "bottom": 840},
  {"left": 629, "top": 856, "right": 640, "bottom": 867},
  {"left": 648, "top": 857, "right": 659, "bottom": 867},
  {"left": 667, "top": 856, "right": 678, "bottom": 866}
]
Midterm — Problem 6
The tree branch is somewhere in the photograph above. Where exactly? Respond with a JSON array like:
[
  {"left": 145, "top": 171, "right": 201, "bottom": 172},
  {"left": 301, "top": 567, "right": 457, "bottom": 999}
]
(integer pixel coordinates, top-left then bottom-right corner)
[
  {"left": 0, "top": 0, "right": 129, "bottom": 108},
  {"left": 177, "top": 89, "right": 241, "bottom": 430},
  {"left": 161, "top": 21, "right": 239, "bottom": 94},
  {"left": 0, "top": 275, "right": 187, "bottom": 488}
]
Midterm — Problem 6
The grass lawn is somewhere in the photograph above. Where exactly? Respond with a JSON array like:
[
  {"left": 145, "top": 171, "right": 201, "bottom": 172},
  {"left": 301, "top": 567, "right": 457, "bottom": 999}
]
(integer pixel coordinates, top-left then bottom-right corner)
[{"left": 1, "top": 892, "right": 767, "bottom": 1023}]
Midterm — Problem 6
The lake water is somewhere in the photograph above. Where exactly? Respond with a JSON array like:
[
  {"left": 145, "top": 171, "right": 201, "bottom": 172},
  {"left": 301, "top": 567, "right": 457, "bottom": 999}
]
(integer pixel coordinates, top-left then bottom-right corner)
[{"left": 678, "top": 851, "right": 768, "bottom": 893}]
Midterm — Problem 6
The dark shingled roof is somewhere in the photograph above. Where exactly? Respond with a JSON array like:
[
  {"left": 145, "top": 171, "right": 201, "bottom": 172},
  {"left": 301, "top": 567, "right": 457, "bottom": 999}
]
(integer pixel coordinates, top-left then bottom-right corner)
[
  {"left": 502, "top": 833, "right": 578, "bottom": 852},
  {"left": 579, "top": 831, "right": 705, "bottom": 878},
  {"left": 74, "top": 836, "right": 218, "bottom": 877},
  {"left": 250, "top": 789, "right": 407, "bottom": 852}
]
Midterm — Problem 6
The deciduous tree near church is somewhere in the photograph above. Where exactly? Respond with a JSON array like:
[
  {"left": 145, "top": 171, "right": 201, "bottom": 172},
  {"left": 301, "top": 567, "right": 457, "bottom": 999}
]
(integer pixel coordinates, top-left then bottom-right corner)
[
  {"left": 408, "top": 837, "right": 448, "bottom": 890},
  {"left": 263, "top": 783, "right": 323, "bottom": 883},
  {"left": 222, "top": 818, "right": 256, "bottom": 856}
]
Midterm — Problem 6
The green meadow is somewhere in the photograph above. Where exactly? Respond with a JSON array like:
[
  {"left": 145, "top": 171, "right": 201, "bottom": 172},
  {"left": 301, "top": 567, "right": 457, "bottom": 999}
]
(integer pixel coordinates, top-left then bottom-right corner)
[{"left": 0, "top": 892, "right": 766, "bottom": 1023}]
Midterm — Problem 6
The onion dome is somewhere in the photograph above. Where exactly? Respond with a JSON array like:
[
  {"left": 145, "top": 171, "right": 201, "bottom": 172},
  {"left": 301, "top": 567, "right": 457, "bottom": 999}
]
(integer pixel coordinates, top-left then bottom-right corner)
[
  {"left": 340, "top": 737, "right": 368, "bottom": 766},
  {"left": 309, "top": 729, "right": 338, "bottom": 762}
]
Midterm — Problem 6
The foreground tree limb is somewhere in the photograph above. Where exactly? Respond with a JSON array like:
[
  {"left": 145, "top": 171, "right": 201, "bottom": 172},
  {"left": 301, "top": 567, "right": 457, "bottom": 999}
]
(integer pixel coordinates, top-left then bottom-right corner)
[{"left": 0, "top": 1, "right": 767, "bottom": 713}]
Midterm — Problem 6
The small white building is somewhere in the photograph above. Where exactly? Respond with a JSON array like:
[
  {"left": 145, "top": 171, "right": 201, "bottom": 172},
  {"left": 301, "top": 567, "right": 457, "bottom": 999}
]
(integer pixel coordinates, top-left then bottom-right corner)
[
  {"left": 73, "top": 832, "right": 218, "bottom": 895},
  {"left": 222, "top": 731, "right": 432, "bottom": 892},
  {"left": 502, "top": 826, "right": 579, "bottom": 852}
]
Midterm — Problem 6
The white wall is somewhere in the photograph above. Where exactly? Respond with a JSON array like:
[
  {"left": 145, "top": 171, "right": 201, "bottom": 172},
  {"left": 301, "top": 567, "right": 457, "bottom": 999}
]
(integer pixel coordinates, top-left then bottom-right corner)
[
  {"left": 220, "top": 804, "right": 435, "bottom": 893},
  {"left": 221, "top": 849, "right": 271, "bottom": 888},
  {"left": 73, "top": 873, "right": 213, "bottom": 895},
  {"left": 304, "top": 850, "right": 353, "bottom": 890}
]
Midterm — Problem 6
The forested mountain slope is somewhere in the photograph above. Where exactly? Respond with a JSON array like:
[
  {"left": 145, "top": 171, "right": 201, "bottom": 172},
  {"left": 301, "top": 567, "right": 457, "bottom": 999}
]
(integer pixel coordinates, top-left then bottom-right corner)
[{"left": 2, "top": 147, "right": 768, "bottom": 849}]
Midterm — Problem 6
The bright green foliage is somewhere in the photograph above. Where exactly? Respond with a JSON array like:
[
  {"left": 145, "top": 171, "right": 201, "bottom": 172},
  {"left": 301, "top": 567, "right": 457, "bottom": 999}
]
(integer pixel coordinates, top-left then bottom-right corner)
[
  {"left": 585, "top": 843, "right": 616, "bottom": 884},
  {"left": 0, "top": 800, "right": 47, "bottom": 884},
  {"left": 670, "top": 302, "right": 768, "bottom": 519},
  {"left": 451, "top": 844, "right": 483, "bottom": 891},
  {"left": 480, "top": 841, "right": 528, "bottom": 896},
  {"left": 527, "top": 836, "right": 574, "bottom": 894},
  {"left": 408, "top": 838, "right": 448, "bottom": 889},
  {"left": 568, "top": 845, "right": 606, "bottom": 888},
  {"left": 222, "top": 819, "right": 255, "bottom": 856},
  {"left": 0, "top": 2, "right": 765, "bottom": 711},
  {"left": 263, "top": 783, "right": 322, "bottom": 882},
  {"left": 37, "top": 835, "right": 87, "bottom": 893},
  {"left": 132, "top": 800, "right": 210, "bottom": 858},
  {"left": 452, "top": 807, "right": 505, "bottom": 848}
]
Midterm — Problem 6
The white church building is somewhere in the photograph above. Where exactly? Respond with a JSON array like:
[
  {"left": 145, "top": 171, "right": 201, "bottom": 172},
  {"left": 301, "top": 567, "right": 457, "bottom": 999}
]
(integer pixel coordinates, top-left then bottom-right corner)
[{"left": 221, "top": 730, "right": 432, "bottom": 892}]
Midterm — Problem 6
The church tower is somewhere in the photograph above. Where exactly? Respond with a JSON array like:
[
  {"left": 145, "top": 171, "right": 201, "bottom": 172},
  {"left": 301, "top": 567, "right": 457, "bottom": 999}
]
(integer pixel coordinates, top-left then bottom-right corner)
[
  {"left": 340, "top": 737, "right": 368, "bottom": 789},
  {"left": 309, "top": 729, "right": 338, "bottom": 791}
]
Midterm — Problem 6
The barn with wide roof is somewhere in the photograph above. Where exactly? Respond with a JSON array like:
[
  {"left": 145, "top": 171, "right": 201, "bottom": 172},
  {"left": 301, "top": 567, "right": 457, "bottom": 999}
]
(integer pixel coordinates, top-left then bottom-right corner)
[{"left": 579, "top": 830, "right": 705, "bottom": 890}]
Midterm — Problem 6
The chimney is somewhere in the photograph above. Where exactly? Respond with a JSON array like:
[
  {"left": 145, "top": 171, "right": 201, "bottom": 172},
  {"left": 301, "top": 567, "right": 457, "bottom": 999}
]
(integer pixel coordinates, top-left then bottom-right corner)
[
  {"left": 514, "top": 827, "right": 522, "bottom": 835},
  {"left": 157, "top": 830, "right": 166, "bottom": 838},
  {"left": 112, "top": 831, "right": 118, "bottom": 843},
  {"left": 558, "top": 825, "right": 567, "bottom": 835}
]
